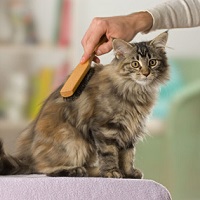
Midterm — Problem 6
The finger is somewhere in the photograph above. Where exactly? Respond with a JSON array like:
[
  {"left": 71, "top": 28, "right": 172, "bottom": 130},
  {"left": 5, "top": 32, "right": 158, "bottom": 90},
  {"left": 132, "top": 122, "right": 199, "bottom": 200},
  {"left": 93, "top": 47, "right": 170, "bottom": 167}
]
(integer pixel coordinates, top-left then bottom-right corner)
[
  {"left": 81, "top": 34, "right": 107, "bottom": 63},
  {"left": 95, "top": 39, "right": 113, "bottom": 56},
  {"left": 81, "top": 35, "right": 101, "bottom": 63},
  {"left": 93, "top": 56, "right": 100, "bottom": 63},
  {"left": 82, "top": 32, "right": 107, "bottom": 61},
  {"left": 81, "top": 18, "right": 107, "bottom": 63}
]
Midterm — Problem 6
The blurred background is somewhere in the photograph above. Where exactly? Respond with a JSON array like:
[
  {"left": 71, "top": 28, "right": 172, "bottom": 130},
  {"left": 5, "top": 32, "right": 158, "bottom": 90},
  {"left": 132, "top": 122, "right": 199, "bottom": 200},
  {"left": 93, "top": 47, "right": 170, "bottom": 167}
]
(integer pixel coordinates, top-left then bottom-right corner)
[{"left": 0, "top": 0, "right": 199, "bottom": 199}]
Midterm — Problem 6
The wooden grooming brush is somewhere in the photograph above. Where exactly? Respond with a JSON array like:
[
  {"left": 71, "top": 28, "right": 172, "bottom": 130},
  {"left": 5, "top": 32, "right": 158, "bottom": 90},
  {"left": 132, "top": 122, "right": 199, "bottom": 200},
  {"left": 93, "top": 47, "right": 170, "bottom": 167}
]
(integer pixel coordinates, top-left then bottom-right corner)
[{"left": 60, "top": 35, "right": 107, "bottom": 98}]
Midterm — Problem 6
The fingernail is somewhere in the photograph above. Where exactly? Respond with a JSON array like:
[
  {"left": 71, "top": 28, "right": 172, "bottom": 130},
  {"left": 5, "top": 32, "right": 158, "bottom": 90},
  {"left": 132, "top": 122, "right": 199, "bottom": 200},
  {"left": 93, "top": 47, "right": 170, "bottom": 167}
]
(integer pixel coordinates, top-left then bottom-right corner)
[{"left": 80, "top": 56, "right": 85, "bottom": 63}]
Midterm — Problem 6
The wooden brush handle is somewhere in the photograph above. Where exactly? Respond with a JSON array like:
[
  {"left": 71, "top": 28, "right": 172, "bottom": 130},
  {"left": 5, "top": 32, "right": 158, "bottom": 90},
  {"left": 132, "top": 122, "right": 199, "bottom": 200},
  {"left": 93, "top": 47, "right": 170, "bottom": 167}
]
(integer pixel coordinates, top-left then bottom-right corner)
[{"left": 60, "top": 35, "right": 107, "bottom": 97}]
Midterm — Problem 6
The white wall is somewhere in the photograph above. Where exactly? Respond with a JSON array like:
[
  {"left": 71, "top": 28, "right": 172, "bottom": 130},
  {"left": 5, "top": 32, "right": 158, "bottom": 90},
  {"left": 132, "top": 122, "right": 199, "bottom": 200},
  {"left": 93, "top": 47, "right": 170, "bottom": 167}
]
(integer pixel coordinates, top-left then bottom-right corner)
[{"left": 30, "top": 0, "right": 58, "bottom": 44}]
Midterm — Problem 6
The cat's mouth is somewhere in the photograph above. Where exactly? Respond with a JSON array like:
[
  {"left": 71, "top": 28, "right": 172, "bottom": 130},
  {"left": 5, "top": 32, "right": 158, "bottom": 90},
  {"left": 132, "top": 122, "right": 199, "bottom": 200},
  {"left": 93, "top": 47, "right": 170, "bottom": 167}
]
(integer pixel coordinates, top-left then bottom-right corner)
[{"left": 134, "top": 76, "right": 153, "bottom": 85}]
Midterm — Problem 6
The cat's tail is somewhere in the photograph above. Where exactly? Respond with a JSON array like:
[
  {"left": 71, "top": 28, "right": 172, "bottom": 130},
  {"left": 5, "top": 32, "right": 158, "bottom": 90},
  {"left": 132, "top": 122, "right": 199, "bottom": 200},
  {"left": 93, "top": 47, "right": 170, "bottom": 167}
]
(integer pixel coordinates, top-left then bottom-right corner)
[{"left": 0, "top": 139, "right": 33, "bottom": 175}]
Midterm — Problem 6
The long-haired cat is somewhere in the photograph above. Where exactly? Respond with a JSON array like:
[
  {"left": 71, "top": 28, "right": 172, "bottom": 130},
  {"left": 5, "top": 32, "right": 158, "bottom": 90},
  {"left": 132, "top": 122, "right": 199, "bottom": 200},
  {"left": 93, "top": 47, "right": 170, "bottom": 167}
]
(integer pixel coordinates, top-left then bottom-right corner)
[{"left": 0, "top": 32, "right": 169, "bottom": 178}]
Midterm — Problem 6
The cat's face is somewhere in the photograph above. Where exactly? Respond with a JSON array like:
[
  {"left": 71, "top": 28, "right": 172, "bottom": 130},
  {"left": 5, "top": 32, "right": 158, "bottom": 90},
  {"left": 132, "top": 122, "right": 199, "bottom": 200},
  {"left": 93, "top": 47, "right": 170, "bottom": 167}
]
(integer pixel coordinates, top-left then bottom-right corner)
[{"left": 113, "top": 32, "right": 169, "bottom": 86}]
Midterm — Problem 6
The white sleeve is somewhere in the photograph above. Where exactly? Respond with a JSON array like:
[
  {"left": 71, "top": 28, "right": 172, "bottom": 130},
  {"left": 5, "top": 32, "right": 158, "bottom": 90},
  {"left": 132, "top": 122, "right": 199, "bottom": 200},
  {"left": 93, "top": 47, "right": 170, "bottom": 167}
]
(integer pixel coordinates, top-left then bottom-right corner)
[{"left": 147, "top": 0, "right": 200, "bottom": 31}]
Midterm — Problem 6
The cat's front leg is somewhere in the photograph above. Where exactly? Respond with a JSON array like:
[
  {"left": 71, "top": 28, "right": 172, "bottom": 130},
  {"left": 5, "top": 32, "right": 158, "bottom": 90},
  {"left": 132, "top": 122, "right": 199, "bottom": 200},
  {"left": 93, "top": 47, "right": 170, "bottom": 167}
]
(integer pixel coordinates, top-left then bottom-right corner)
[
  {"left": 119, "top": 147, "right": 143, "bottom": 179},
  {"left": 94, "top": 137, "right": 123, "bottom": 178}
]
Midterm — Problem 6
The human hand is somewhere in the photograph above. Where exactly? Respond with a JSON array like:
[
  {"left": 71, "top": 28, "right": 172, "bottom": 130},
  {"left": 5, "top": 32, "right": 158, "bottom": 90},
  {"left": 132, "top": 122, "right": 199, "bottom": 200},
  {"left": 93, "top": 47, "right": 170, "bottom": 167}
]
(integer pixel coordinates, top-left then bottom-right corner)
[{"left": 81, "top": 11, "right": 153, "bottom": 63}]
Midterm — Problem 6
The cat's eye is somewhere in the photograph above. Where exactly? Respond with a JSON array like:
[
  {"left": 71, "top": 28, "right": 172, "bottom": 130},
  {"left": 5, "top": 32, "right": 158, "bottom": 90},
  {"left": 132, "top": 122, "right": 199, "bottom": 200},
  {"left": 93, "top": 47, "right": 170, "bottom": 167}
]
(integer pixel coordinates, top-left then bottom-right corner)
[
  {"left": 149, "top": 59, "right": 157, "bottom": 67},
  {"left": 131, "top": 61, "right": 140, "bottom": 68}
]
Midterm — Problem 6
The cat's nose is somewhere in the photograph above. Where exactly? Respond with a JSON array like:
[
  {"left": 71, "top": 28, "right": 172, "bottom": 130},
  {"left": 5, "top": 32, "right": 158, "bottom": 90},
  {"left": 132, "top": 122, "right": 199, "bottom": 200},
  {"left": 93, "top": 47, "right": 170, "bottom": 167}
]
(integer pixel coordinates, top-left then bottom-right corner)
[
  {"left": 141, "top": 68, "right": 150, "bottom": 77},
  {"left": 143, "top": 72, "right": 150, "bottom": 77}
]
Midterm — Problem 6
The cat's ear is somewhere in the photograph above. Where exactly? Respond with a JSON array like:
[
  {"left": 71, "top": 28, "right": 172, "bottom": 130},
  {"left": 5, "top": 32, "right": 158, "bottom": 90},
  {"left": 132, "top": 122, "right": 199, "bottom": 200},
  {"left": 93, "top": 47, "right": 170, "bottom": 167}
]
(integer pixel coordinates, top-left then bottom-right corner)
[
  {"left": 112, "top": 39, "right": 133, "bottom": 59},
  {"left": 150, "top": 31, "right": 168, "bottom": 49}
]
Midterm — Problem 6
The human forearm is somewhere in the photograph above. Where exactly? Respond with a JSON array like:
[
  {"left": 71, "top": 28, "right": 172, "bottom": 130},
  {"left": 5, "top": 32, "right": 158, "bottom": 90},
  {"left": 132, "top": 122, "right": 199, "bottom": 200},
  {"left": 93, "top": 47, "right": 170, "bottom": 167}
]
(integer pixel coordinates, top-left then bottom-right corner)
[
  {"left": 147, "top": 0, "right": 200, "bottom": 31},
  {"left": 126, "top": 11, "right": 153, "bottom": 34}
]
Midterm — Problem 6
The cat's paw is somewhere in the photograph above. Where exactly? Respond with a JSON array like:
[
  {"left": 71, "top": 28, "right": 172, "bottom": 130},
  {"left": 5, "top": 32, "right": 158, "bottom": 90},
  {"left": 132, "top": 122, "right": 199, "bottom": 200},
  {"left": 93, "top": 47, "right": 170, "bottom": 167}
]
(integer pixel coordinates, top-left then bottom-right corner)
[
  {"left": 47, "top": 166, "right": 88, "bottom": 177},
  {"left": 102, "top": 168, "right": 123, "bottom": 178},
  {"left": 125, "top": 168, "right": 143, "bottom": 179}
]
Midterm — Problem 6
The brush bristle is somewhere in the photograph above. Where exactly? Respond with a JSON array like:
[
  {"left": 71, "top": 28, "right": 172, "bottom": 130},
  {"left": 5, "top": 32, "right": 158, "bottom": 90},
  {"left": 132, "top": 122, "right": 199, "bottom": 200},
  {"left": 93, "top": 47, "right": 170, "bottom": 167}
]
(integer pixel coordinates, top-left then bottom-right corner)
[{"left": 63, "top": 68, "right": 95, "bottom": 101}]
